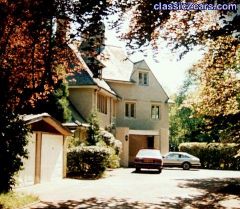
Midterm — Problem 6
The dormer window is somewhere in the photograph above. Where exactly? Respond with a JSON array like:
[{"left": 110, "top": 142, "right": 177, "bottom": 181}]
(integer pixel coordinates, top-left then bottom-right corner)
[{"left": 139, "top": 72, "right": 149, "bottom": 86}]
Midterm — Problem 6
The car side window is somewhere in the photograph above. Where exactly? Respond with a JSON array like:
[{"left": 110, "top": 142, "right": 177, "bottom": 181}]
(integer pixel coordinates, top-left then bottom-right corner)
[
  {"left": 182, "top": 155, "right": 190, "bottom": 158},
  {"left": 167, "top": 153, "right": 177, "bottom": 159},
  {"left": 166, "top": 154, "right": 173, "bottom": 159}
]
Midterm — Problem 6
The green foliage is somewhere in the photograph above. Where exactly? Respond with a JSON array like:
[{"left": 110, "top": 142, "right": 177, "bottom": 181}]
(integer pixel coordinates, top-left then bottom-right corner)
[
  {"left": 100, "top": 130, "right": 122, "bottom": 156},
  {"left": 106, "top": 147, "right": 120, "bottom": 169},
  {"left": 169, "top": 77, "right": 212, "bottom": 150},
  {"left": 179, "top": 142, "right": 240, "bottom": 170},
  {"left": 0, "top": 192, "right": 38, "bottom": 209},
  {"left": 86, "top": 112, "right": 102, "bottom": 146},
  {"left": 67, "top": 136, "right": 84, "bottom": 148},
  {"left": 0, "top": 110, "right": 29, "bottom": 193},
  {"left": 97, "top": 130, "right": 121, "bottom": 168},
  {"left": 67, "top": 146, "right": 110, "bottom": 178},
  {"left": 31, "top": 78, "right": 72, "bottom": 123}
]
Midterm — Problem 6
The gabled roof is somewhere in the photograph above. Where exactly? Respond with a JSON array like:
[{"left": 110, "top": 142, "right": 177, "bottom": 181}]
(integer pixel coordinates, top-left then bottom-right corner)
[
  {"left": 22, "top": 113, "right": 71, "bottom": 136},
  {"left": 99, "top": 45, "right": 169, "bottom": 100},
  {"left": 67, "top": 44, "right": 117, "bottom": 96}
]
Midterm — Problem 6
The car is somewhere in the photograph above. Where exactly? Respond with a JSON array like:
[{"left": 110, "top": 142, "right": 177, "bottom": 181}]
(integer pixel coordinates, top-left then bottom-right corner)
[
  {"left": 163, "top": 152, "right": 201, "bottom": 170},
  {"left": 134, "top": 149, "right": 163, "bottom": 173}
]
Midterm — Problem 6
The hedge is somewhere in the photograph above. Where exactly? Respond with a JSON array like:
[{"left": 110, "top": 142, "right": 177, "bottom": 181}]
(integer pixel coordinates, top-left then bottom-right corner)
[
  {"left": 67, "top": 146, "right": 110, "bottom": 178},
  {"left": 179, "top": 142, "right": 240, "bottom": 170}
]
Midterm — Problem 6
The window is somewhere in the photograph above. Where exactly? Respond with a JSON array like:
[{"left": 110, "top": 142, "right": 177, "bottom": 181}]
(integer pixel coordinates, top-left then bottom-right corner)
[
  {"left": 167, "top": 153, "right": 178, "bottom": 159},
  {"left": 97, "top": 94, "right": 107, "bottom": 114},
  {"left": 151, "top": 105, "right": 160, "bottom": 119},
  {"left": 125, "top": 102, "right": 136, "bottom": 118},
  {"left": 139, "top": 72, "right": 149, "bottom": 86}
]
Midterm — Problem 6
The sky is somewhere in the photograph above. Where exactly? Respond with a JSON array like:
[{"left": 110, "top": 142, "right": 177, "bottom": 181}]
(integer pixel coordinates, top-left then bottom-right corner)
[{"left": 105, "top": 27, "right": 204, "bottom": 96}]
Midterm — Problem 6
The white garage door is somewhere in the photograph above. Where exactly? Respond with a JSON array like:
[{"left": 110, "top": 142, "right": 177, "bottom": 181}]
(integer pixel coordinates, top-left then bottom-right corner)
[
  {"left": 41, "top": 134, "right": 63, "bottom": 182},
  {"left": 18, "top": 133, "right": 36, "bottom": 187}
]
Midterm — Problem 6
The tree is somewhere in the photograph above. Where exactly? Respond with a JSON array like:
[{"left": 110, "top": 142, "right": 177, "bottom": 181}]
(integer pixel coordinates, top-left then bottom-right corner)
[
  {"left": 0, "top": 0, "right": 114, "bottom": 192},
  {"left": 0, "top": 67, "right": 29, "bottom": 193},
  {"left": 114, "top": 0, "right": 240, "bottom": 55},
  {"left": 169, "top": 77, "right": 212, "bottom": 151},
  {"left": 188, "top": 37, "right": 240, "bottom": 142},
  {"left": 86, "top": 112, "right": 102, "bottom": 146},
  {"left": 28, "top": 65, "right": 72, "bottom": 123}
]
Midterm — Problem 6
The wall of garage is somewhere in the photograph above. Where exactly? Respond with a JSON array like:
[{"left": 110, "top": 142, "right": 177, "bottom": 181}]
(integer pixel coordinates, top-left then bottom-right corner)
[{"left": 17, "top": 132, "right": 64, "bottom": 187}]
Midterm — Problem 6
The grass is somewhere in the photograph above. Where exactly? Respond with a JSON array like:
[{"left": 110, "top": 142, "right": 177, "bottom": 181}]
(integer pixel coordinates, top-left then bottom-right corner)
[{"left": 0, "top": 192, "right": 38, "bottom": 209}]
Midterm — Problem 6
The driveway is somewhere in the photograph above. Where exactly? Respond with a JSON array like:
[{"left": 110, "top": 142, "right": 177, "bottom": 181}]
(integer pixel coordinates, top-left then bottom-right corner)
[{"left": 17, "top": 168, "right": 240, "bottom": 209}]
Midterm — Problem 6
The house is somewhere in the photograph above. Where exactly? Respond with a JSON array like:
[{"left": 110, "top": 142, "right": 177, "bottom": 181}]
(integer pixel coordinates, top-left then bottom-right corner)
[
  {"left": 17, "top": 113, "right": 71, "bottom": 187},
  {"left": 53, "top": 19, "right": 169, "bottom": 166},
  {"left": 99, "top": 45, "right": 170, "bottom": 166},
  {"left": 66, "top": 44, "right": 118, "bottom": 136},
  {"left": 67, "top": 44, "right": 170, "bottom": 167}
]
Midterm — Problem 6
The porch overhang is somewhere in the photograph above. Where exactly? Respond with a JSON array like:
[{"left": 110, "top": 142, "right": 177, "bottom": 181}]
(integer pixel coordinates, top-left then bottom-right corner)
[{"left": 129, "top": 130, "right": 159, "bottom": 136}]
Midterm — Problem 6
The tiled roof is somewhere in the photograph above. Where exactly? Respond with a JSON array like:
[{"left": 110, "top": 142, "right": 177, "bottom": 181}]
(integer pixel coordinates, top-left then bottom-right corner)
[
  {"left": 67, "top": 70, "right": 95, "bottom": 86},
  {"left": 67, "top": 44, "right": 117, "bottom": 96},
  {"left": 99, "top": 45, "right": 134, "bottom": 82}
]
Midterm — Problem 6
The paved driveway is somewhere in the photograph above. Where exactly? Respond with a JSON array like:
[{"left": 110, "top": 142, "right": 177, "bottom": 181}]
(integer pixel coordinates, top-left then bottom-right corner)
[{"left": 17, "top": 168, "right": 240, "bottom": 209}]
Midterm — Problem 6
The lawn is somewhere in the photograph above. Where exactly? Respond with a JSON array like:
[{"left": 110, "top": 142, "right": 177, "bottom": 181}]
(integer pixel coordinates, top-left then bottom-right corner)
[{"left": 0, "top": 192, "right": 38, "bottom": 209}]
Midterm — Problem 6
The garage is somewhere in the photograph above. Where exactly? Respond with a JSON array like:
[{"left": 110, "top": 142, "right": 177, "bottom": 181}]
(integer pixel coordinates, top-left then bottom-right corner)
[{"left": 18, "top": 113, "right": 71, "bottom": 187}]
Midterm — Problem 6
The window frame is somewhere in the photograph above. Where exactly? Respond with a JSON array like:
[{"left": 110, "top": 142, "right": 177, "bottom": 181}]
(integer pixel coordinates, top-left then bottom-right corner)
[
  {"left": 151, "top": 104, "right": 160, "bottom": 120},
  {"left": 125, "top": 102, "right": 136, "bottom": 118},
  {"left": 138, "top": 71, "right": 149, "bottom": 86},
  {"left": 97, "top": 94, "right": 107, "bottom": 114}
]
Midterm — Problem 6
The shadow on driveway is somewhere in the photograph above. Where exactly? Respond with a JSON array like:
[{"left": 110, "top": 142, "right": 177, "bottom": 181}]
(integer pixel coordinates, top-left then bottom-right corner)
[
  {"left": 31, "top": 198, "right": 162, "bottom": 209},
  {"left": 29, "top": 178, "right": 240, "bottom": 209}
]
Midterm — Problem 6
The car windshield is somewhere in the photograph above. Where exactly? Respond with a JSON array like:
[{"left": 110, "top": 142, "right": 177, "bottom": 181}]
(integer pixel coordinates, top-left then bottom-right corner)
[{"left": 137, "top": 149, "right": 161, "bottom": 157}]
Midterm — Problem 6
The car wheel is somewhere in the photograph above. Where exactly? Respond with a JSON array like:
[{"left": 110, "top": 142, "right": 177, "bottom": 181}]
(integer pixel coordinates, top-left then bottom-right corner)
[
  {"left": 158, "top": 168, "right": 162, "bottom": 174},
  {"left": 136, "top": 167, "right": 141, "bottom": 173},
  {"left": 182, "top": 162, "right": 190, "bottom": 170}
]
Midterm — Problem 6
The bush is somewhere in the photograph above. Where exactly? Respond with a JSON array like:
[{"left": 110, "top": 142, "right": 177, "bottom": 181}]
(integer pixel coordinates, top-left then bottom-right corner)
[
  {"left": 100, "top": 130, "right": 122, "bottom": 155},
  {"left": 179, "top": 142, "right": 240, "bottom": 170},
  {"left": 67, "top": 146, "right": 110, "bottom": 178},
  {"left": 106, "top": 147, "right": 120, "bottom": 169}
]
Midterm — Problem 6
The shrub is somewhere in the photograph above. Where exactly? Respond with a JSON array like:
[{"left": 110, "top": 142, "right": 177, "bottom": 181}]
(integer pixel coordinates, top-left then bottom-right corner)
[
  {"left": 67, "top": 146, "right": 110, "bottom": 178},
  {"left": 179, "top": 142, "right": 240, "bottom": 170},
  {"left": 100, "top": 130, "right": 122, "bottom": 155},
  {"left": 86, "top": 112, "right": 102, "bottom": 146},
  {"left": 106, "top": 147, "right": 120, "bottom": 169}
]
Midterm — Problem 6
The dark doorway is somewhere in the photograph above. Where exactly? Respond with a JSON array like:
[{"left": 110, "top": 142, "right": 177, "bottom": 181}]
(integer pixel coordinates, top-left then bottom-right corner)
[{"left": 147, "top": 136, "right": 154, "bottom": 149}]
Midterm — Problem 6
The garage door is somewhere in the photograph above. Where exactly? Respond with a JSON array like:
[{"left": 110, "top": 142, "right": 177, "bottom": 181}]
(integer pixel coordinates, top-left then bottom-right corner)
[
  {"left": 18, "top": 133, "right": 36, "bottom": 187},
  {"left": 41, "top": 134, "right": 63, "bottom": 182}
]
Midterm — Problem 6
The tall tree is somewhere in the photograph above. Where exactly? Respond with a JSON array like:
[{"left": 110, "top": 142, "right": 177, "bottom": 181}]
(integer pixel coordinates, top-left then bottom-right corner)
[
  {"left": 169, "top": 77, "right": 212, "bottom": 151},
  {"left": 188, "top": 37, "right": 240, "bottom": 142},
  {"left": 0, "top": 0, "right": 114, "bottom": 192}
]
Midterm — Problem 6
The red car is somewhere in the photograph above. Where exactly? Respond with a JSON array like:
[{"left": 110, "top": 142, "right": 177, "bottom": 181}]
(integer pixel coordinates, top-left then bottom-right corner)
[{"left": 134, "top": 149, "right": 163, "bottom": 173}]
